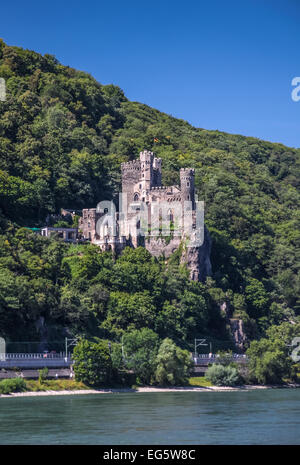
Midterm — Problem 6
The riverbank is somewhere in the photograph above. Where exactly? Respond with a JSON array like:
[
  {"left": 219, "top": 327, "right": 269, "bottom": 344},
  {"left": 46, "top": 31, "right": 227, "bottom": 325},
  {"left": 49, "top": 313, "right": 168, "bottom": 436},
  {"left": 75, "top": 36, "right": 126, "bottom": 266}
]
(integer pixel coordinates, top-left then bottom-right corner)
[{"left": 1, "top": 383, "right": 300, "bottom": 398}]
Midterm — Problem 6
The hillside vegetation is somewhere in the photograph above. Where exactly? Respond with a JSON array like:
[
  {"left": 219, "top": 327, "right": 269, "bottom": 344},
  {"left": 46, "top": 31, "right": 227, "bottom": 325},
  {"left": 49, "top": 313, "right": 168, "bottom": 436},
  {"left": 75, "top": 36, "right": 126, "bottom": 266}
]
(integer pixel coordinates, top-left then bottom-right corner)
[{"left": 0, "top": 40, "right": 299, "bottom": 351}]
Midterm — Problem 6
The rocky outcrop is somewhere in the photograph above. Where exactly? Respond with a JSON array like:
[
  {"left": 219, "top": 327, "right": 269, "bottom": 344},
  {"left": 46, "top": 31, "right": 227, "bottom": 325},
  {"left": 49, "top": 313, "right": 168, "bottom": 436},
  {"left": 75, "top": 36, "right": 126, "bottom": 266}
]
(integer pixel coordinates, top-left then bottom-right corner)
[
  {"left": 145, "top": 236, "right": 182, "bottom": 258},
  {"left": 180, "top": 225, "right": 212, "bottom": 282},
  {"left": 229, "top": 318, "right": 247, "bottom": 350}
]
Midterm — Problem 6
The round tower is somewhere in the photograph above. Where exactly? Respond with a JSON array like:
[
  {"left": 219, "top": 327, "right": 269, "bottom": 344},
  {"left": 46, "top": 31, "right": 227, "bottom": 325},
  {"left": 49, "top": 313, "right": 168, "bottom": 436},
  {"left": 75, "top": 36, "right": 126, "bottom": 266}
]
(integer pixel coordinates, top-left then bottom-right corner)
[
  {"left": 140, "top": 150, "right": 154, "bottom": 190},
  {"left": 153, "top": 157, "right": 162, "bottom": 186},
  {"left": 180, "top": 168, "right": 195, "bottom": 207}
]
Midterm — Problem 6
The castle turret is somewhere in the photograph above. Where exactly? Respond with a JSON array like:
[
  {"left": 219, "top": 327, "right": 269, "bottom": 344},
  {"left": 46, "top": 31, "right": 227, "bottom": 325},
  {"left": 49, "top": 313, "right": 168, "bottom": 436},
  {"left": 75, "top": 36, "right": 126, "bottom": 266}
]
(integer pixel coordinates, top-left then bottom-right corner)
[
  {"left": 180, "top": 168, "right": 195, "bottom": 207},
  {"left": 140, "top": 150, "right": 154, "bottom": 191},
  {"left": 153, "top": 157, "right": 162, "bottom": 186}
]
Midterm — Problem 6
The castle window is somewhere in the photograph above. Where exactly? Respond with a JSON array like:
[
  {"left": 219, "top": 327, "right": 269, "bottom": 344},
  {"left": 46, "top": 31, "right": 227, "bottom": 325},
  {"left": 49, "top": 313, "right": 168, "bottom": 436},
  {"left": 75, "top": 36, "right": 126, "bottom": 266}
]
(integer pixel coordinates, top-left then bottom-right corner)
[
  {"left": 88, "top": 222, "right": 91, "bottom": 228},
  {"left": 168, "top": 209, "right": 174, "bottom": 222},
  {"left": 134, "top": 193, "right": 139, "bottom": 201},
  {"left": 104, "top": 208, "right": 108, "bottom": 214},
  {"left": 187, "top": 182, "right": 190, "bottom": 186}
]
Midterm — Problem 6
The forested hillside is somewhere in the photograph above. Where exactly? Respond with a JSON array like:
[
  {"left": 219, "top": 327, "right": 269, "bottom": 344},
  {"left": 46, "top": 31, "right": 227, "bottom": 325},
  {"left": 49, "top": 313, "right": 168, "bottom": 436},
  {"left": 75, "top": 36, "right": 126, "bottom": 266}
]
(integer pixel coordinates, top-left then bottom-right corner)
[{"left": 0, "top": 40, "right": 299, "bottom": 351}]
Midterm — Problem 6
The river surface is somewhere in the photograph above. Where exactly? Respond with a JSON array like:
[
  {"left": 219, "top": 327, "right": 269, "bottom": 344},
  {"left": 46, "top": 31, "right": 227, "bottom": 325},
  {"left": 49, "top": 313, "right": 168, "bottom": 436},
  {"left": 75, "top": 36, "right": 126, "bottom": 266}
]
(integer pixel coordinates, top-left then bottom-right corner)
[{"left": 0, "top": 389, "right": 299, "bottom": 444}]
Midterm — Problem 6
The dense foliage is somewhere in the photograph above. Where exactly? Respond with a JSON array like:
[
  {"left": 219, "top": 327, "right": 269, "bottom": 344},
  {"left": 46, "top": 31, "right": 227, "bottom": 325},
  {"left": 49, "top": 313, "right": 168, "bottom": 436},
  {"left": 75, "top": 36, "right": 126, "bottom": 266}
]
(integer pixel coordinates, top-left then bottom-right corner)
[
  {"left": 246, "top": 329, "right": 297, "bottom": 384},
  {"left": 0, "top": 230, "right": 226, "bottom": 351},
  {"left": 73, "top": 333, "right": 193, "bottom": 387},
  {"left": 0, "top": 40, "right": 299, "bottom": 354},
  {"left": 73, "top": 339, "right": 112, "bottom": 386},
  {"left": 122, "top": 328, "right": 160, "bottom": 385}
]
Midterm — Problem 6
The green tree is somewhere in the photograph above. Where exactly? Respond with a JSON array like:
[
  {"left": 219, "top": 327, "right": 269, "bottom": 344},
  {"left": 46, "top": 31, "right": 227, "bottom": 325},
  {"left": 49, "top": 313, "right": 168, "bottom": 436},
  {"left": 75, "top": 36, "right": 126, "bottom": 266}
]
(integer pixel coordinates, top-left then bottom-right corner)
[
  {"left": 123, "top": 328, "right": 160, "bottom": 385},
  {"left": 73, "top": 339, "right": 112, "bottom": 386},
  {"left": 103, "top": 291, "right": 156, "bottom": 336},
  {"left": 154, "top": 338, "right": 193, "bottom": 386},
  {"left": 246, "top": 337, "right": 295, "bottom": 384}
]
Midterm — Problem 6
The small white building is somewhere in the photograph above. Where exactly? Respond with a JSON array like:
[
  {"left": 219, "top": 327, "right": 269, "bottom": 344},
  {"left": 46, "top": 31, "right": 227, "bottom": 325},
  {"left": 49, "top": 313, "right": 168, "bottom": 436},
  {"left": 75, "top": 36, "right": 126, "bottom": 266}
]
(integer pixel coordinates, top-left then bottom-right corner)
[{"left": 40, "top": 227, "right": 78, "bottom": 243}]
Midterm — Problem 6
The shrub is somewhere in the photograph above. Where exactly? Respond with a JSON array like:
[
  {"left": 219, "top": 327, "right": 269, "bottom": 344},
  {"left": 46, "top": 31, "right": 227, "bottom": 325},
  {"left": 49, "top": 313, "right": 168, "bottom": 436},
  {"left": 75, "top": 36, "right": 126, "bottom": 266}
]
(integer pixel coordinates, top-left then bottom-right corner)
[
  {"left": 205, "top": 364, "right": 242, "bottom": 386},
  {"left": 38, "top": 367, "right": 49, "bottom": 384},
  {"left": 0, "top": 378, "right": 27, "bottom": 394}
]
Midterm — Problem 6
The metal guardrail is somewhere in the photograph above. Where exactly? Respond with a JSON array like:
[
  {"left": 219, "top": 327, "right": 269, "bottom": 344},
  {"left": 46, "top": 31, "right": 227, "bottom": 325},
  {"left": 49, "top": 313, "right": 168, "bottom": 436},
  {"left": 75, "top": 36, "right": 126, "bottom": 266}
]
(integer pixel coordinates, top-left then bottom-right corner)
[
  {"left": 194, "top": 353, "right": 247, "bottom": 358},
  {"left": 193, "top": 354, "right": 248, "bottom": 364},
  {"left": 0, "top": 353, "right": 70, "bottom": 360},
  {"left": 0, "top": 354, "right": 72, "bottom": 369}
]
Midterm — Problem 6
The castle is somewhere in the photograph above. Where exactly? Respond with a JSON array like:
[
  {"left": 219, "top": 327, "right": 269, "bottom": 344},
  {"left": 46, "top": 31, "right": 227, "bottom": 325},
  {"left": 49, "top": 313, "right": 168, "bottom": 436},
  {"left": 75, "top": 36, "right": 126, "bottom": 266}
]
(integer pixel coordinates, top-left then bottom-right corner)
[{"left": 79, "top": 150, "right": 212, "bottom": 281}]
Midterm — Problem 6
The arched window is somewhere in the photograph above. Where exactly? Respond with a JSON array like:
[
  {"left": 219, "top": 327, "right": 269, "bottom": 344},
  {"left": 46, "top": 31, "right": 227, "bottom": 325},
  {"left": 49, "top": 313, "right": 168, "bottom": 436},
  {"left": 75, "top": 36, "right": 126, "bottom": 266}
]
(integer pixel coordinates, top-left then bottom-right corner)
[
  {"left": 168, "top": 209, "right": 174, "bottom": 222},
  {"left": 134, "top": 193, "right": 139, "bottom": 201},
  {"left": 104, "top": 208, "right": 108, "bottom": 214}
]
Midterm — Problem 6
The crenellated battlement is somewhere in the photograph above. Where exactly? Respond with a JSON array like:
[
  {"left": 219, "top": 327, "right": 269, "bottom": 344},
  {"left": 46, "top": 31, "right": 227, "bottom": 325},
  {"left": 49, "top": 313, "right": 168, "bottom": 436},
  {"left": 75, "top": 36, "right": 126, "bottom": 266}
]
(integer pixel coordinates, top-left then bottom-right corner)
[
  {"left": 180, "top": 168, "right": 195, "bottom": 176},
  {"left": 121, "top": 160, "right": 141, "bottom": 171}
]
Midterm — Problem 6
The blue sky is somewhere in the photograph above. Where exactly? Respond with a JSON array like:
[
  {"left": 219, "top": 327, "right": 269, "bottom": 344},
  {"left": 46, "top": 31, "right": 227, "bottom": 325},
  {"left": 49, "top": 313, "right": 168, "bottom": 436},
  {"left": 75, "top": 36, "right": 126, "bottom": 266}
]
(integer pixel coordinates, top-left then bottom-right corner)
[{"left": 1, "top": 0, "right": 300, "bottom": 147}]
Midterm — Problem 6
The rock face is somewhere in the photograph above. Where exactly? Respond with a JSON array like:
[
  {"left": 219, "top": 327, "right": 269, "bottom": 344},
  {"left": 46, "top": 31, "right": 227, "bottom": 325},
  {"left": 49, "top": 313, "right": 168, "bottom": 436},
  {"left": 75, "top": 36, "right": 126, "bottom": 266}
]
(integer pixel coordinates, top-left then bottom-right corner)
[
  {"left": 229, "top": 318, "right": 247, "bottom": 350},
  {"left": 180, "top": 226, "right": 212, "bottom": 282},
  {"left": 145, "top": 236, "right": 182, "bottom": 258}
]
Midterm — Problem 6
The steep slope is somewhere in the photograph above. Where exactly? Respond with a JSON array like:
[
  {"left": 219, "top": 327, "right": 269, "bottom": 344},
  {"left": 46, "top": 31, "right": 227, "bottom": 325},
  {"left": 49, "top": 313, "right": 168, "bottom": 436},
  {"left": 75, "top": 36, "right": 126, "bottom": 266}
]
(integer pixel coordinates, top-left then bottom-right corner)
[{"left": 0, "top": 40, "right": 299, "bottom": 348}]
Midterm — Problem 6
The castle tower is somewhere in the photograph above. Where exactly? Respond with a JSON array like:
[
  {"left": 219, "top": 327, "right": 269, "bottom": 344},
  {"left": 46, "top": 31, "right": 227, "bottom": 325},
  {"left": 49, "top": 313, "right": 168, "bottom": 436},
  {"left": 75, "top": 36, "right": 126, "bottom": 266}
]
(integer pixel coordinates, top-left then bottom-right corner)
[
  {"left": 153, "top": 157, "right": 162, "bottom": 187},
  {"left": 121, "top": 159, "right": 141, "bottom": 200},
  {"left": 140, "top": 150, "right": 154, "bottom": 191},
  {"left": 180, "top": 168, "right": 195, "bottom": 207}
]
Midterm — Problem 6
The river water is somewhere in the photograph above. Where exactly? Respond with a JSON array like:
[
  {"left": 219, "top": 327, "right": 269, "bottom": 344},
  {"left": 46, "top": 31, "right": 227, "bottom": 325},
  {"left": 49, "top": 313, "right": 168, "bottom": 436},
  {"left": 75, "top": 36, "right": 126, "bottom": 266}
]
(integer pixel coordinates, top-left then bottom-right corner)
[{"left": 0, "top": 389, "right": 299, "bottom": 444}]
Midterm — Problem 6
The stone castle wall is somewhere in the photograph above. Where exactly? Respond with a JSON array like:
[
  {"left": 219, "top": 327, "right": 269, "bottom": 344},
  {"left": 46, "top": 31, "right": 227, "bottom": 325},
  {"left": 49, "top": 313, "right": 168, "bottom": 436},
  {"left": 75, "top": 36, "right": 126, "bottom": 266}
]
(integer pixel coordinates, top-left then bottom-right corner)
[{"left": 145, "top": 236, "right": 182, "bottom": 258}]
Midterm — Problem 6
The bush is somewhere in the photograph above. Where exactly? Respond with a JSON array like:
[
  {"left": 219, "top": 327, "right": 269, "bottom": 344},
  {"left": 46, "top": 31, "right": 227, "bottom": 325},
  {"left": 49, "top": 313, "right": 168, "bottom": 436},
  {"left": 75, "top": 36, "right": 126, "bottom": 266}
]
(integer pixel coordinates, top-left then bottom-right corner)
[
  {"left": 0, "top": 377, "right": 27, "bottom": 394},
  {"left": 38, "top": 367, "right": 49, "bottom": 384},
  {"left": 205, "top": 364, "right": 242, "bottom": 386}
]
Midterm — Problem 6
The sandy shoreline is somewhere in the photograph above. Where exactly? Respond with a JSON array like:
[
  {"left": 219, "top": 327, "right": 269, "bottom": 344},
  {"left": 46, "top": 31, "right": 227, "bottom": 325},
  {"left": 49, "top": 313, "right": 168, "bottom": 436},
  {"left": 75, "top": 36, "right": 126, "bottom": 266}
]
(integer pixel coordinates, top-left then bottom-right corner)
[{"left": 0, "top": 384, "right": 299, "bottom": 398}]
